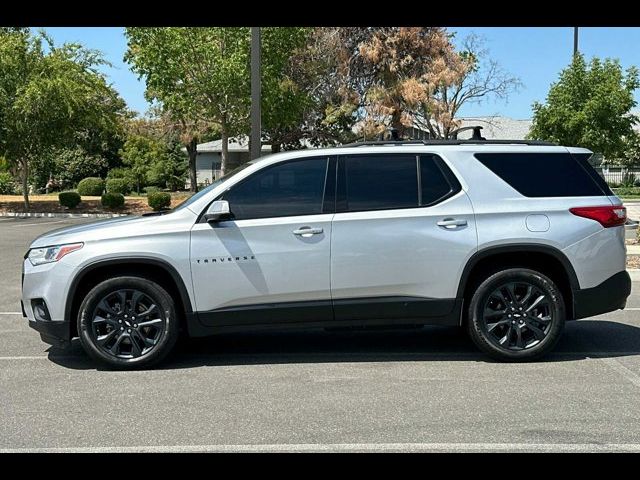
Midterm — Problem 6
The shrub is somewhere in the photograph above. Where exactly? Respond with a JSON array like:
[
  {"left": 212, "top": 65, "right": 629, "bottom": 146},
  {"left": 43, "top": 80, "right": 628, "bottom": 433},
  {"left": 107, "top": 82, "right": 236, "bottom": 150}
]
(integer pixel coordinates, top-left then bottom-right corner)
[
  {"left": 101, "top": 192, "right": 125, "bottom": 209},
  {"left": 0, "top": 172, "right": 17, "bottom": 195},
  {"left": 621, "top": 172, "right": 639, "bottom": 187},
  {"left": 106, "top": 178, "right": 131, "bottom": 195},
  {"left": 144, "top": 186, "right": 160, "bottom": 194},
  {"left": 58, "top": 191, "right": 81, "bottom": 209},
  {"left": 77, "top": 177, "right": 105, "bottom": 196},
  {"left": 613, "top": 187, "right": 640, "bottom": 197},
  {"left": 147, "top": 191, "right": 171, "bottom": 211}
]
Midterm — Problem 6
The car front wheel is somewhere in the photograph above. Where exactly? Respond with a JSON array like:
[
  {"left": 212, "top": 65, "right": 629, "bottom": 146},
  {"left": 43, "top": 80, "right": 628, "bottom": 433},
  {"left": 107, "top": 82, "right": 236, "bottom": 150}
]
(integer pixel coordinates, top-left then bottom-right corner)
[
  {"left": 78, "top": 276, "right": 179, "bottom": 369},
  {"left": 467, "top": 268, "right": 565, "bottom": 361}
]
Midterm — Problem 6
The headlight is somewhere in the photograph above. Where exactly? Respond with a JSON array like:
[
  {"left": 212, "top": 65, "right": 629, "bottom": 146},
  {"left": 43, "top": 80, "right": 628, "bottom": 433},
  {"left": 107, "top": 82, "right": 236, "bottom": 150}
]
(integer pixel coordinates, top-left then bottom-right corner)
[{"left": 27, "top": 243, "right": 83, "bottom": 266}]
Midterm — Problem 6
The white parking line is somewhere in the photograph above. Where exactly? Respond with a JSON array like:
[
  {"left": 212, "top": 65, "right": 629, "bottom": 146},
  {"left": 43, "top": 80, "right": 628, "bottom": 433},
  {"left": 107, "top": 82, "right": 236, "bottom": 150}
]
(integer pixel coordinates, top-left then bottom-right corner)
[
  {"left": 598, "top": 357, "right": 640, "bottom": 389},
  {"left": 0, "top": 355, "right": 79, "bottom": 361},
  {"left": 2, "top": 442, "right": 640, "bottom": 453},
  {"left": 0, "top": 312, "right": 22, "bottom": 315}
]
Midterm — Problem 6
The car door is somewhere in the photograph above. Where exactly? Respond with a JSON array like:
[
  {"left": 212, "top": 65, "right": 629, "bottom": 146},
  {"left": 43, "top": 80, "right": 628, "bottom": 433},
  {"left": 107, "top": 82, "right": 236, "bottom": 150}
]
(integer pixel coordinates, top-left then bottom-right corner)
[
  {"left": 190, "top": 156, "right": 336, "bottom": 327},
  {"left": 330, "top": 153, "right": 477, "bottom": 323}
]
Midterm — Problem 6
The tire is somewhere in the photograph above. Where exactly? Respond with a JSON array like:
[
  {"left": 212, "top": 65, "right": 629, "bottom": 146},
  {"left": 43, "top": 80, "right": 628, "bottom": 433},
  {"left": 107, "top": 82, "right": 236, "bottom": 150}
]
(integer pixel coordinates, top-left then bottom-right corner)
[
  {"left": 78, "top": 276, "right": 179, "bottom": 369},
  {"left": 467, "top": 268, "right": 565, "bottom": 362}
]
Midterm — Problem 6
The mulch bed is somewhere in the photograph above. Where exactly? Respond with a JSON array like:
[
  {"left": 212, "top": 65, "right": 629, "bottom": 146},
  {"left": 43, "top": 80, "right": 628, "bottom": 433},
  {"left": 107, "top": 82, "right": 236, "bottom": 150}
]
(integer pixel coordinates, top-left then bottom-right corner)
[
  {"left": 0, "top": 195, "right": 190, "bottom": 216},
  {"left": 627, "top": 255, "right": 640, "bottom": 269}
]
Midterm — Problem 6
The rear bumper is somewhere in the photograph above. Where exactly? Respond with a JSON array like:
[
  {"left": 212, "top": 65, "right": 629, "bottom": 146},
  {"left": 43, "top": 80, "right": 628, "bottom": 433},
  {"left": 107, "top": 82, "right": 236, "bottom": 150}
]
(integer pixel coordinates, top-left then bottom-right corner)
[{"left": 573, "top": 270, "right": 631, "bottom": 320}]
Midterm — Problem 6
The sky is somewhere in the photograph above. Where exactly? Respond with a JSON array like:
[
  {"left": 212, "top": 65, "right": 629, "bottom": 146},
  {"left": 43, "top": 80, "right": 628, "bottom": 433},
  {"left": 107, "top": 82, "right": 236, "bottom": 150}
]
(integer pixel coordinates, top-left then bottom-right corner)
[{"left": 42, "top": 27, "right": 640, "bottom": 120}]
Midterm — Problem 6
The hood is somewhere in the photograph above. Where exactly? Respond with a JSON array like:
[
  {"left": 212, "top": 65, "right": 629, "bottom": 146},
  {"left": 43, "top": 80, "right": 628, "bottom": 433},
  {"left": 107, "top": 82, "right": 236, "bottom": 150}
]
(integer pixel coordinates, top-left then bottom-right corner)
[{"left": 28, "top": 210, "right": 193, "bottom": 249}]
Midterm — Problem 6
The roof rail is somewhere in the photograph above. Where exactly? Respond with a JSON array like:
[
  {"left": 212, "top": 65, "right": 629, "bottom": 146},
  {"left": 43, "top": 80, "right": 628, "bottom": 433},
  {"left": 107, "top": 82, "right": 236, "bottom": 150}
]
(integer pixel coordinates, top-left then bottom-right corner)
[{"left": 342, "top": 139, "right": 557, "bottom": 147}]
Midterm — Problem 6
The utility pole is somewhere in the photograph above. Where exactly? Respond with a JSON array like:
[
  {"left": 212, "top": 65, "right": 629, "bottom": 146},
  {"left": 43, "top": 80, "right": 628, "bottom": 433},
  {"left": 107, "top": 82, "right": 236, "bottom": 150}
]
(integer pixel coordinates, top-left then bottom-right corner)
[
  {"left": 250, "top": 27, "right": 262, "bottom": 161},
  {"left": 573, "top": 27, "right": 579, "bottom": 57}
]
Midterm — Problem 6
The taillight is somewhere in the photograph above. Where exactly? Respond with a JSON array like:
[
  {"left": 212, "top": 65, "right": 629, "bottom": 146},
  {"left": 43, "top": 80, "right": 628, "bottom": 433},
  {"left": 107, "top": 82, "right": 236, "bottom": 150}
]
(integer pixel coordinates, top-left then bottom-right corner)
[{"left": 569, "top": 205, "right": 627, "bottom": 228}]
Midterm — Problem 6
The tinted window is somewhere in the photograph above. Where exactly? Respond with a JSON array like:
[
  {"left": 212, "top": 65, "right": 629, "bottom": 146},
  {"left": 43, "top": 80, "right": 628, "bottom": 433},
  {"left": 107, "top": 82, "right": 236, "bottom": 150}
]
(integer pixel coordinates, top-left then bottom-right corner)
[
  {"left": 222, "top": 157, "right": 328, "bottom": 220},
  {"left": 419, "top": 155, "right": 457, "bottom": 205},
  {"left": 343, "top": 155, "right": 418, "bottom": 211},
  {"left": 475, "top": 153, "right": 605, "bottom": 197},
  {"left": 572, "top": 153, "right": 614, "bottom": 196}
]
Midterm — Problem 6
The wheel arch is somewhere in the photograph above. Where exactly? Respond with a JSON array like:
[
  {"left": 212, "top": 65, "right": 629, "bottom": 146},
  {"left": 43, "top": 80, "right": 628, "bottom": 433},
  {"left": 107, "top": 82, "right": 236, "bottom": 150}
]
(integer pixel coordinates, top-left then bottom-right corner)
[
  {"left": 65, "top": 258, "right": 193, "bottom": 338},
  {"left": 457, "top": 244, "right": 579, "bottom": 321}
]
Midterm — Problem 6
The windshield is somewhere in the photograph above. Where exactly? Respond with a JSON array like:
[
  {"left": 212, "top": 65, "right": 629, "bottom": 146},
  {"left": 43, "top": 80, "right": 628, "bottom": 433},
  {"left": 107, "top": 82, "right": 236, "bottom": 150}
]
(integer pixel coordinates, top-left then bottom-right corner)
[{"left": 172, "top": 162, "right": 253, "bottom": 212}]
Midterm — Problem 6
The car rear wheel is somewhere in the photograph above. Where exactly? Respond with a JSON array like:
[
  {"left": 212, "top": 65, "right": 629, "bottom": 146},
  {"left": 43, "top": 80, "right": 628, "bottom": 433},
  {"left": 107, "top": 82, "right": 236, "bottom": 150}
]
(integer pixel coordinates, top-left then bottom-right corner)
[
  {"left": 78, "top": 276, "right": 179, "bottom": 369},
  {"left": 467, "top": 268, "right": 565, "bottom": 361}
]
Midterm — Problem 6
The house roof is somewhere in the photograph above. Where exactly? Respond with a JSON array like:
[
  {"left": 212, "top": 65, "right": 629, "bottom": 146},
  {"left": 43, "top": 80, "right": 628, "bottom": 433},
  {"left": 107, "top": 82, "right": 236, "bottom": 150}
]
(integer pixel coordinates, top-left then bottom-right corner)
[
  {"left": 455, "top": 116, "right": 533, "bottom": 140},
  {"left": 196, "top": 137, "right": 272, "bottom": 153}
]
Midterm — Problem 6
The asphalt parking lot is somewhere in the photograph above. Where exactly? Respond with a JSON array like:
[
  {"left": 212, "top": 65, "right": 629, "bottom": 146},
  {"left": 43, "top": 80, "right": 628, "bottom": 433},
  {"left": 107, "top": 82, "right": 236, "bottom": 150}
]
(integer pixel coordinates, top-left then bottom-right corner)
[{"left": 2, "top": 216, "right": 640, "bottom": 452}]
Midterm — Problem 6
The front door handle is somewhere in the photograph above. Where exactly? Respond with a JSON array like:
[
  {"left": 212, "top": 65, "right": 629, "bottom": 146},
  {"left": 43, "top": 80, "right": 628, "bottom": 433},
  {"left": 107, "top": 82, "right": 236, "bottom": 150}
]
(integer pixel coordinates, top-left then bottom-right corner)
[
  {"left": 437, "top": 218, "right": 468, "bottom": 229},
  {"left": 293, "top": 226, "right": 324, "bottom": 237}
]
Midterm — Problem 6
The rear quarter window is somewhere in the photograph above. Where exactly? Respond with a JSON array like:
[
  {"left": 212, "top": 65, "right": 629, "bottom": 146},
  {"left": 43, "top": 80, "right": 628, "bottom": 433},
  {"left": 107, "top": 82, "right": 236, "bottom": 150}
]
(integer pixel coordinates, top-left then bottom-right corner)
[{"left": 474, "top": 152, "right": 608, "bottom": 197}]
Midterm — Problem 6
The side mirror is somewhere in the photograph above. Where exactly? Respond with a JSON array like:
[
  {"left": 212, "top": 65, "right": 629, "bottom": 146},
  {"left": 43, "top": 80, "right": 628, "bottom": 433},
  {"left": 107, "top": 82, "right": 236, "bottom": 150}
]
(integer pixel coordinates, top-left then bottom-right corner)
[{"left": 204, "top": 200, "right": 231, "bottom": 223}]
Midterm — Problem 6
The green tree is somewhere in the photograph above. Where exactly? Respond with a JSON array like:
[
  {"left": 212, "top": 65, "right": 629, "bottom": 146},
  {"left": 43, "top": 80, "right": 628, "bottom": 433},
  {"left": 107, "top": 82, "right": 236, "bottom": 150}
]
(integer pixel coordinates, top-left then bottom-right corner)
[
  {"left": 31, "top": 146, "right": 108, "bottom": 191},
  {"left": 119, "top": 134, "right": 164, "bottom": 194},
  {"left": 260, "top": 27, "right": 312, "bottom": 152},
  {"left": 0, "top": 29, "right": 127, "bottom": 208},
  {"left": 124, "top": 27, "right": 250, "bottom": 189},
  {"left": 124, "top": 114, "right": 189, "bottom": 191},
  {"left": 146, "top": 140, "right": 188, "bottom": 191},
  {"left": 529, "top": 54, "right": 640, "bottom": 159},
  {"left": 621, "top": 132, "right": 640, "bottom": 167}
]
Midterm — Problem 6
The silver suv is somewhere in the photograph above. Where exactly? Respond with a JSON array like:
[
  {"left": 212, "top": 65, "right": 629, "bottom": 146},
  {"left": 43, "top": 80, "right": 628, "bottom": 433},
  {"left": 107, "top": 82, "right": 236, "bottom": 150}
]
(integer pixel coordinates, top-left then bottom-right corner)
[{"left": 22, "top": 141, "right": 632, "bottom": 368}]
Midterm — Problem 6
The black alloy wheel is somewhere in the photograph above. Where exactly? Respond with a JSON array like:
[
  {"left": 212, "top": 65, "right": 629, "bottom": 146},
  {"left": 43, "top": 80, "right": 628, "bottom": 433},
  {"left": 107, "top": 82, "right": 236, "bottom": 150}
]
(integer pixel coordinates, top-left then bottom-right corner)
[
  {"left": 78, "top": 276, "right": 179, "bottom": 369},
  {"left": 467, "top": 268, "right": 565, "bottom": 361},
  {"left": 90, "top": 289, "right": 165, "bottom": 359},
  {"left": 482, "top": 281, "right": 554, "bottom": 351}
]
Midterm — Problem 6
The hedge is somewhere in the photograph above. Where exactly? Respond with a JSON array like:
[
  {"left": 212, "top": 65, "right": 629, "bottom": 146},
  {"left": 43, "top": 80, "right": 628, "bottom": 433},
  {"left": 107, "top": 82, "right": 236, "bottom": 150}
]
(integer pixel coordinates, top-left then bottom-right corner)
[
  {"left": 147, "top": 191, "right": 171, "bottom": 211},
  {"left": 101, "top": 192, "right": 125, "bottom": 209},
  {"left": 612, "top": 187, "right": 640, "bottom": 197},
  {"left": 106, "top": 178, "right": 131, "bottom": 195},
  {"left": 77, "top": 177, "right": 105, "bottom": 196},
  {"left": 58, "top": 191, "right": 81, "bottom": 209}
]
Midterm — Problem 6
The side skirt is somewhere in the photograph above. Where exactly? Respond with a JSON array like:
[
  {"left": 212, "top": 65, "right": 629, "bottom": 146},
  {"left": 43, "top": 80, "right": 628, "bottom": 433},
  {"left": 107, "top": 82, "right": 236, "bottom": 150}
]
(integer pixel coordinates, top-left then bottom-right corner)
[{"left": 186, "top": 297, "right": 462, "bottom": 338}]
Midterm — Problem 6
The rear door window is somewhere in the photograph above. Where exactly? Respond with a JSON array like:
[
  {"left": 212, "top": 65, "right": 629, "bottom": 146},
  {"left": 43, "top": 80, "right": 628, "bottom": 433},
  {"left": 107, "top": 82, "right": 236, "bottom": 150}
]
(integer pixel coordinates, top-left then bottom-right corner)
[
  {"left": 337, "top": 153, "right": 461, "bottom": 212},
  {"left": 341, "top": 154, "right": 419, "bottom": 211}
]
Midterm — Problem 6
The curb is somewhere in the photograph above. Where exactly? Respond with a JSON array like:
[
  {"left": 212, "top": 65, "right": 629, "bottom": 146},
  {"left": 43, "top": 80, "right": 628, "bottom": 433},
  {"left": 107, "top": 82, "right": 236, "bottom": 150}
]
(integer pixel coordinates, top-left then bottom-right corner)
[
  {"left": 627, "top": 245, "right": 640, "bottom": 255},
  {"left": 629, "top": 269, "right": 640, "bottom": 281},
  {"left": 0, "top": 212, "right": 129, "bottom": 219}
]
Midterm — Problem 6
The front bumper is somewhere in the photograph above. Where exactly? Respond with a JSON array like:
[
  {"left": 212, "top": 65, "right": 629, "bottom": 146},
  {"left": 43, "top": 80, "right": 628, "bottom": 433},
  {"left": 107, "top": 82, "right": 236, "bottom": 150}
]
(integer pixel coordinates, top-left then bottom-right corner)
[
  {"left": 22, "top": 258, "right": 75, "bottom": 346},
  {"left": 28, "top": 319, "right": 71, "bottom": 347},
  {"left": 573, "top": 270, "right": 632, "bottom": 320}
]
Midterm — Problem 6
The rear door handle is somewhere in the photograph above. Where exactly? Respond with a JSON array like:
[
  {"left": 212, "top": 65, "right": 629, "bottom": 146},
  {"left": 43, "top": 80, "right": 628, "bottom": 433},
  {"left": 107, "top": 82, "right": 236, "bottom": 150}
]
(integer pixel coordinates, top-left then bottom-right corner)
[
  {"left": 437, "top": 218, "right": 468, "bottom": 229},
  {"left": 293, "top": 226, "right": 324, "bottom": 237}
]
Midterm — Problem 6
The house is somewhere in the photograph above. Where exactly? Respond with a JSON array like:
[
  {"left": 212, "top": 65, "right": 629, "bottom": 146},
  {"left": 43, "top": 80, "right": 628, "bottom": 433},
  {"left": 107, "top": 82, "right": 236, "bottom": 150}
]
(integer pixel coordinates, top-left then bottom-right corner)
[
  {"left": 408, "top": 116, "right": 533, "bottom": 141},
  {"left": 186, "top": 137, "right": 272, "bottom": 188}
]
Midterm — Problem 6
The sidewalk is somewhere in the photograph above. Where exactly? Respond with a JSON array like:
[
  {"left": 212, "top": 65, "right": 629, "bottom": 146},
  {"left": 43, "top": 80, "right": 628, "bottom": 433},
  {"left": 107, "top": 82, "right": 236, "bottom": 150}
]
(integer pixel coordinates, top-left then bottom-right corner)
[
  {"left": 625, "top": 202, "right": 640, "bottom": 221},
  {"left": 0, "top": 211, "right": 128, "bottom": 218}
]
